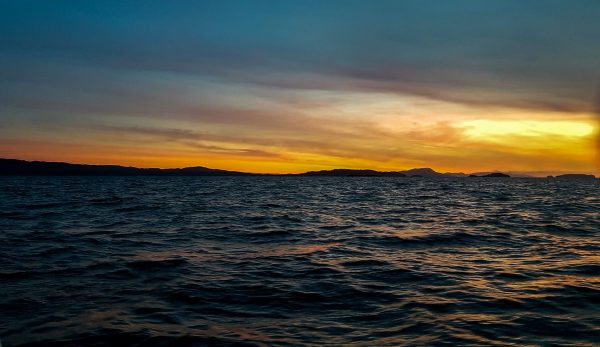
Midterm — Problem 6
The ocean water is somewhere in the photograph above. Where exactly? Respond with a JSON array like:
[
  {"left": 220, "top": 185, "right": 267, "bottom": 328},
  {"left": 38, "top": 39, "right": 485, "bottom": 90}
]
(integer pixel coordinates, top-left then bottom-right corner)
[{"left": 1, "top": 176, "right": 599, "bottom": 346}]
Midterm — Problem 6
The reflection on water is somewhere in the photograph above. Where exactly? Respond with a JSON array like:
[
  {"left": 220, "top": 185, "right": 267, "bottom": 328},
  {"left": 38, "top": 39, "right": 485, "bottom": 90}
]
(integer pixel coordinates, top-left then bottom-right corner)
[{"left": 0, "top": 176, "right": 599, "bottom": 346}]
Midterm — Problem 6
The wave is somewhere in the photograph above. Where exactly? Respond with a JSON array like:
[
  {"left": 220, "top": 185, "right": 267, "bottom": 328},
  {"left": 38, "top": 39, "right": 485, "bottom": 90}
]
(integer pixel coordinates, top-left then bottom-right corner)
[{"left": 1, "top": 176, "right": 598, "bottom": 346}]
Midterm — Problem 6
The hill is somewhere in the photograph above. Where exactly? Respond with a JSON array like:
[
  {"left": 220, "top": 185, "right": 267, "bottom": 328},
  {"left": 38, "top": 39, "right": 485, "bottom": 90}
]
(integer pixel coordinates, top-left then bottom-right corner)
[
  {"left": 0, "top": 159, "right": 253, "bottom": 176},
  {"left": 2, "top": 158, "right": 595, "bottom": 178},
  {"left": 299, "top": 167, "right": 466, "bottom": 177}
]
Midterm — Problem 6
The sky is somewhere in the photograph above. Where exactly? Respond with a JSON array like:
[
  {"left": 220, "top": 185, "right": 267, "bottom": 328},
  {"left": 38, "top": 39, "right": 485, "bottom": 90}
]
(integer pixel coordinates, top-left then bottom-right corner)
[{"left": 1, "top": 0, "right": 599, "bottom": 175}]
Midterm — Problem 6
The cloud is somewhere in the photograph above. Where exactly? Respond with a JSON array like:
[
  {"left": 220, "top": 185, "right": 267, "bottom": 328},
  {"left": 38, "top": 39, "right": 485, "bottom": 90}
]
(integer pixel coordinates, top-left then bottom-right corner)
[
  {"left": 2, "top": 0, "right": 599, "bottom": 113},
  {"left": 1, "top": 0, "right": 599, "bottom": 173}
]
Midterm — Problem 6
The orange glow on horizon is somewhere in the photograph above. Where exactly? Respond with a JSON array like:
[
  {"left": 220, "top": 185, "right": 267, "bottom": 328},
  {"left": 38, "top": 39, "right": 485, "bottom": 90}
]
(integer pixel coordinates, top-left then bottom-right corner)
[{"left": 1, "top": 93, "right": 598, "bottom": 176}]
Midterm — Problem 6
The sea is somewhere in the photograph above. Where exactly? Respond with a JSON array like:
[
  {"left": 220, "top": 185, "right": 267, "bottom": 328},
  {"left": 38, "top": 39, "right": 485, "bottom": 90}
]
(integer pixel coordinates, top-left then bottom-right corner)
[{"left": 1, "top": 176, "right": 599, "bottom": 346}]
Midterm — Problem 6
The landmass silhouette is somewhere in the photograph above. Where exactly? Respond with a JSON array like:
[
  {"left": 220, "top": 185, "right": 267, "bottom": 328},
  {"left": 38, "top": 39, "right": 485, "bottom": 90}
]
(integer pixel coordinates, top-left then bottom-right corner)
[{"left": 0, "top": 158, "right": 596, "bottom": 178}]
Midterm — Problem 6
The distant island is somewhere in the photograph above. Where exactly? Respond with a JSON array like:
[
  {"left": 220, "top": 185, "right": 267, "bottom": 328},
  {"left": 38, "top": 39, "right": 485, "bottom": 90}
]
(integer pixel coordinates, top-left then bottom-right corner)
[
  {"left": 298, "top": 168, "right": 466, "bottom": 177},
  {"left": 0, "top": 158, "right": 596, "bottom": 179}
]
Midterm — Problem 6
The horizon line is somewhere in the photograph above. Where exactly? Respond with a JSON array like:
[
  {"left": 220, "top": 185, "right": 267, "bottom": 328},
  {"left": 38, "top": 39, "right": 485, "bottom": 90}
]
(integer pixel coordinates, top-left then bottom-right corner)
[{"left": 1, "top": 157, "right": 597, "bottom": 178}]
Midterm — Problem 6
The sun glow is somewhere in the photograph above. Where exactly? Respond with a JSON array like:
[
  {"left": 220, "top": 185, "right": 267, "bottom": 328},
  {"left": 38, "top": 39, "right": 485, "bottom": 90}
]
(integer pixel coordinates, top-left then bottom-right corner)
[{"left": 460, "top": 120, "right": 595, "bottom": 139}]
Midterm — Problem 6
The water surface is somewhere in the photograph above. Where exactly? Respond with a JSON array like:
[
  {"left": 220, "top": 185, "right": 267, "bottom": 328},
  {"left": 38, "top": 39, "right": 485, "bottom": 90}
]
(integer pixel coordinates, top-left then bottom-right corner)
[{"left": 1, "top": 177, "right": 599, "bottom": 346}]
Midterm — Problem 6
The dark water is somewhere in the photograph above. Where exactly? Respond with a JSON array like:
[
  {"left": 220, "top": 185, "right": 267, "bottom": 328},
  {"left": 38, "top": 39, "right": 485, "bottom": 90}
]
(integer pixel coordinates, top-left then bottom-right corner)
[{"left": 1, "top": 177, "right": 599, "bottom": 346}]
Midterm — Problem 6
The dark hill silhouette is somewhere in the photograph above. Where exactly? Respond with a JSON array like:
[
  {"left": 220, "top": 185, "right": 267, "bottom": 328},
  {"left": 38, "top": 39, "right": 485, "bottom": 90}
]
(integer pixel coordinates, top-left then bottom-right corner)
[
  {"left": 482, "top": 173, "right": 511, "bottom": 178},
  {"left": 300, "top": 167, "right": 466, "bottom": 177},
  {"left": 0, "top": 159, "right": 253, "bottom": 176},
  {"left": 1, "top": 158, "right": 596, "bottom": 178},
  {"left": 469, "top": 172, "right": 511, "bottom": 178},
  {"left": 400, "top": 168, "right": 440, "bottom": 177}
]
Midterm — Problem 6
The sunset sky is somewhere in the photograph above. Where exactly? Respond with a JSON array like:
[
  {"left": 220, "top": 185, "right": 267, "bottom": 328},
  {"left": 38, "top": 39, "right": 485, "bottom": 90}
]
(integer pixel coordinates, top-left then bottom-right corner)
[{"left": 1, "top": 0, "right": 599, "bottom": 175}]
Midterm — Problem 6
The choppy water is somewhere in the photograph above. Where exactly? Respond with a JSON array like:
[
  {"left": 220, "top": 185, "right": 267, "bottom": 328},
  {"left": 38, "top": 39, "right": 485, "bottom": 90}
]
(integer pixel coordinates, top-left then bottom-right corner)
[{"left": 1, "top": 177, "right": 599, "bottom": 346}]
